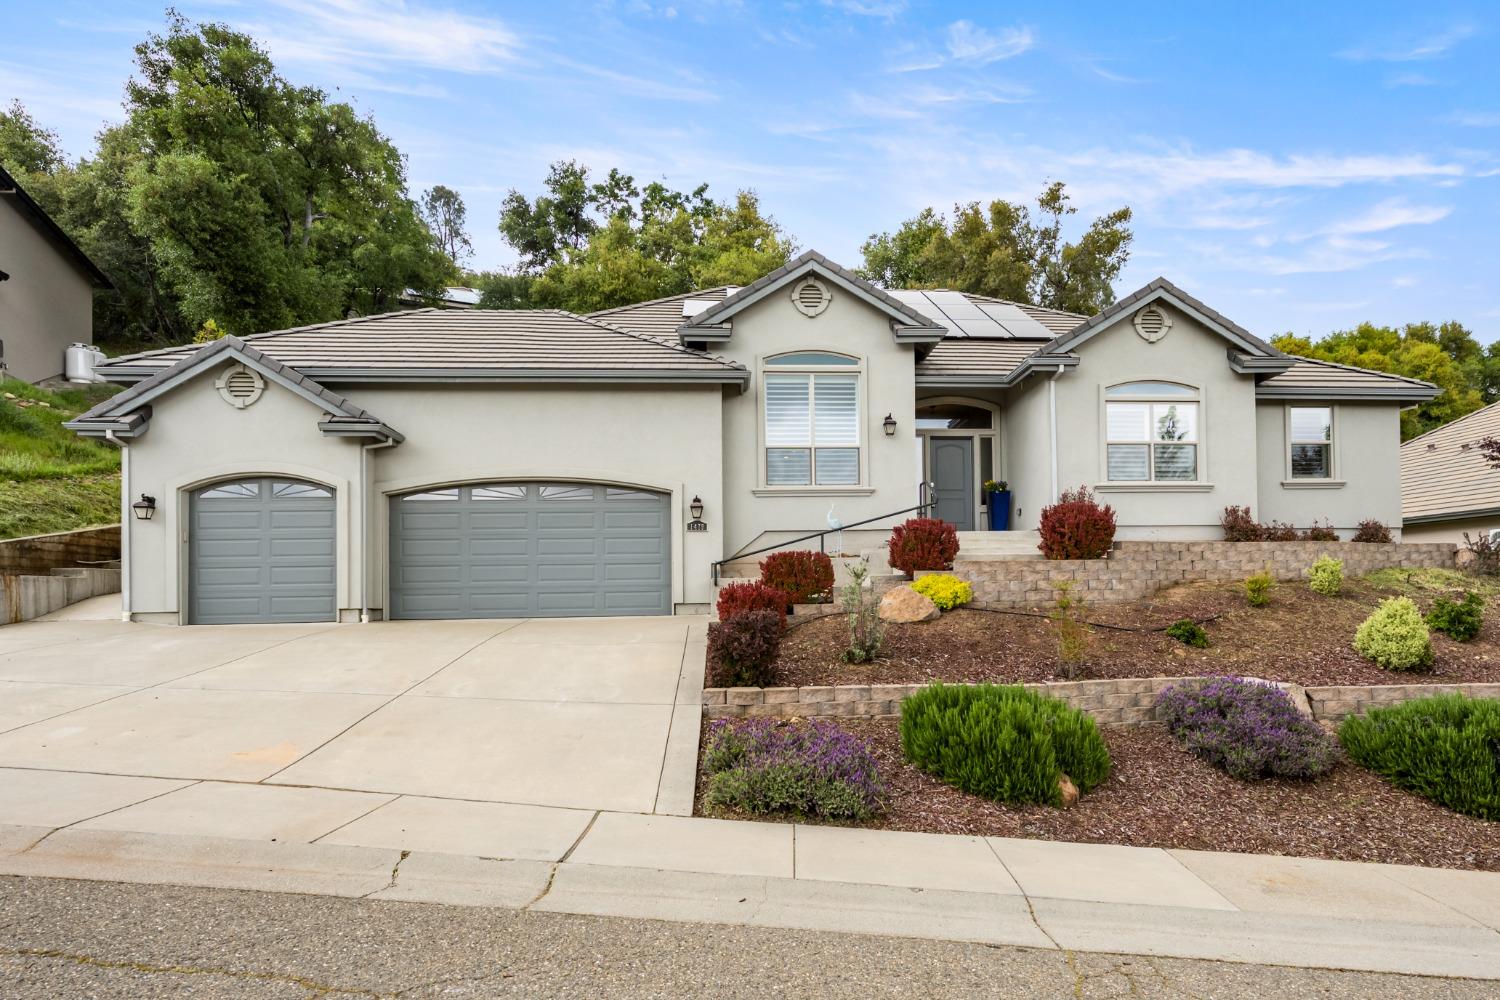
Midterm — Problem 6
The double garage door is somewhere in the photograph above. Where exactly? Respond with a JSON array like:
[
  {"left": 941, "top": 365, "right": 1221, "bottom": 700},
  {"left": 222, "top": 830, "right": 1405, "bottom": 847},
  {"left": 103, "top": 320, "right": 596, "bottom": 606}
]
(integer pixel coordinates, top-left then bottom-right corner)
[{"left": 388, "top": 482, "right": 671, "bottom": 619}]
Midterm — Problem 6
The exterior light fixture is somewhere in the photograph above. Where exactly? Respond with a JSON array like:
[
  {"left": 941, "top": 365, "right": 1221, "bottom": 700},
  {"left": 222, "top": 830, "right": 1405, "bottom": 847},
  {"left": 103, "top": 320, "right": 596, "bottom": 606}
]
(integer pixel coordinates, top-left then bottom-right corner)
[
  {"left": 132, "top": 494, "right": 157, "bottom": 521},
  {"left": 687, "top": 494, "right": 708, "bottom": 532},
  {"left": 883, "top": 413, "right": 897, "bottom": 437}
]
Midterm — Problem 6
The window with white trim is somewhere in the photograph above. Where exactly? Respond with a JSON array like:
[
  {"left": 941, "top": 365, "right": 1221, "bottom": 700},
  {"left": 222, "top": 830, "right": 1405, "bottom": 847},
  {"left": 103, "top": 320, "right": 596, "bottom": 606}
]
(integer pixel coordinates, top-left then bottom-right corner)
[
  {"left": 763, "top": 352, "right": 860, "bottom": 486},
  {"left": 1104, "top": 381, "right": 1200, "bottom": 482},
  {"left": 1289, "top": 406, "right": 1333, "bottom": 478}
]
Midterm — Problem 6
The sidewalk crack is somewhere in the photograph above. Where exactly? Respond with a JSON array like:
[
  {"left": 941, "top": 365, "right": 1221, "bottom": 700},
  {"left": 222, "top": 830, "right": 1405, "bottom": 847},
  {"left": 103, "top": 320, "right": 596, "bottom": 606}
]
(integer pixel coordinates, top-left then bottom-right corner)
[{"left": 363, "top": 849, "right": 410, "bottom": 898}]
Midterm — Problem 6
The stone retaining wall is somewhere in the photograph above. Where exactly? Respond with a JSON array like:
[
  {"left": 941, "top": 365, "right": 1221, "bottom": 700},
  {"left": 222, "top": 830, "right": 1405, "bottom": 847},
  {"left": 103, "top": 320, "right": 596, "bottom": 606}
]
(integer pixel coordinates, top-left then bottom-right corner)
[
  {"left": 946, "top": 540, "right": 1457, "bottom": 607},
  {"left": 704, "top": 677, "right": 1498, "bottom": 725},
  {"left": 0, "top": 525, "right": 120, "bottom": 575}
]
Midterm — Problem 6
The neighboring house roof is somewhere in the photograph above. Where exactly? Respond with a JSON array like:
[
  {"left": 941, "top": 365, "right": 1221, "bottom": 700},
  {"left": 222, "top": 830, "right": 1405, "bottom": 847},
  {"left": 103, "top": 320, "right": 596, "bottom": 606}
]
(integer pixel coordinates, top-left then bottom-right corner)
[
  {"left": 1257, "top": 357, "right": 1440, "bottom": 401},
  {"left": 1400, "top": 401, "right": 1500, "bottom": 524},
  {"left": 67, "top": 335, "right": 400, "bottom": 443},
  {"left": 677, "top": 250, "right": 947, "bottom": 343},
  {"left": 93, "top": 308, "right": 750, "bottom": 386},
  {"left": 399, "top": 286, "right": 482, "bottom": 308},
  {"left": 0, "top": 165, "right": 112, "bottom": 289}
]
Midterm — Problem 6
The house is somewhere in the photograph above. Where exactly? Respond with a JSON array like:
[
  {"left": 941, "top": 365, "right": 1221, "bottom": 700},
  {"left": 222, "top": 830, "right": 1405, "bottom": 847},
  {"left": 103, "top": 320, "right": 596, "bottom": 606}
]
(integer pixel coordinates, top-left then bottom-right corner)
[
  {"left": 398, "top": 286, "right": 482, "bottom": 310},
  {"left": 67, "top": 249, "right": 1437, "bottom": 624},
  {"left": 0, "top": 165, "right": 112, "bottom": 383},
  {"left": 1400, "top": 401, "right": 1500, "bottom": 545}
]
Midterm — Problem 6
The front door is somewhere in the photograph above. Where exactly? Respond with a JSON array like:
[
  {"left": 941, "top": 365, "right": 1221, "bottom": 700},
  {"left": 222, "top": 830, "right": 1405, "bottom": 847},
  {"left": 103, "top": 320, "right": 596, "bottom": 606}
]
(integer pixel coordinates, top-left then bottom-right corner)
[{"left": 929, "top": 437, "right": 974, "bottom": 531}]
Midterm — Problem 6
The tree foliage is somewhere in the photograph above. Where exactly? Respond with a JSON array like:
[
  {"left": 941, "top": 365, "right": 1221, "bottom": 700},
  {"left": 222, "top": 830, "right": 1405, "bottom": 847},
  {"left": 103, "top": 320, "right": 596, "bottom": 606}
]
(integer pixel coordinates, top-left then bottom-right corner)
[
  {"left": 495, "top": 161, "right": 794, "bottom": 313},
  {"left": 856, "top": 182, "right": 1133, "bottom": 315},
  {"left": 0, "top": 14, "right": 454, "bottom": 344},
  {"left": 1272, "top": 321, "right": 1490, "bottom": 439},
  {"left": 419, "top": 185, "right": 473, "bottom": 266},
  {"left": 0, "top": 99, "right": 65, "bottom": 176}
]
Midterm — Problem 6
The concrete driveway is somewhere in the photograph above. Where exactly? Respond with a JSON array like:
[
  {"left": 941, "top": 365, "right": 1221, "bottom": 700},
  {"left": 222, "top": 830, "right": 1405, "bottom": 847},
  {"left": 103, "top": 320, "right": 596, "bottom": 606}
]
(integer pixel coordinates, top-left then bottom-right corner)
[{"left": 0, "top": 605, "right": 705, "bottom": 836}]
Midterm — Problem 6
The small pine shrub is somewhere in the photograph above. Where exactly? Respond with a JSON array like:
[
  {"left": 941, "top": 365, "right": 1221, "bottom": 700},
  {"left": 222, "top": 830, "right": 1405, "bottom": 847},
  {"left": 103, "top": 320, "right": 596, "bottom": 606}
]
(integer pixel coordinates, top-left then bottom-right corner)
[
  {"left": 840, "top": 559, "right": 884, "bottom": 664},
  {"left": 1301, "top": 520, "right": 1339, "bottom": 542},
  {"left": 706, "top": 609, "right": 783, "bottom": 687},
  {"left": 759, "top": 550, "right": 835, "bottom": 605},
  {"left": 1426, "top": 592, "right": 1485, "bottom": 642},
  {"left": 910, "top": 573, "right": 973, "bottom": 610},
  {"left": 1165, "top": 618, "right": 1209, "bottom": 648},
  {"left": 1353, "top": 597, "right": 1433, "bottom": 671},
  {"left": 1352, "top": 519, "right": 1392, "bottom": 543},
  {"left": 1052, "top": 580, "right": 1090, "bottom": 677},
  {"left": 900, "top": 683, "right": 1111, "bottom": 806},
  {"left": 1038, "top": 486, "right": 1117, "bottom": 559},
  {"left": 1244, "top": 569, "right": 1274, "bottom": 607},
  {"left": 704, "top": 718, "right": 885, "bottom": 820},
  {"left": 715, "top": 581, "right": 789, "bottom": 627},
  {"left": 1339, "top": 694, "right": 1500, "bottom": 820},
  {"left": 887, "top": 517, "right": 960, "bottom": 576},
  {"left": 1155, "top": 677, "right": 1338, "bottom": 781},
  {"left": 1220, "top": 505, "right": 1262, "bottom": 542},
  {"left": 1308, "top": 555, "right": 1343, "bottom": 596}
]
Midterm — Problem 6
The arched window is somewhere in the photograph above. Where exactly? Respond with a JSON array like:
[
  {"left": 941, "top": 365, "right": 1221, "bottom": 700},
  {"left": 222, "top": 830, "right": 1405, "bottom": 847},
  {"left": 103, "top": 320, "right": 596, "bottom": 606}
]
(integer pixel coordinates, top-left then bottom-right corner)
[
  {"left": 763, "top": 352, "right": 862, "bottom": 487},
  {"left": 1105, "top": 381, "right": 1200, "bottom": 482}
]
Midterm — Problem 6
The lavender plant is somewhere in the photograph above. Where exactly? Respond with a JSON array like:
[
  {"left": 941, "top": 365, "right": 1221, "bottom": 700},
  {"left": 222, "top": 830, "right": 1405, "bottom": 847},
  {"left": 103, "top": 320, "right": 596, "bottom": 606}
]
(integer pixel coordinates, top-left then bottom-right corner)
[
  {"left": 703, "top": 718, "right": 885, "bottom": 820},
  {"left": 1154, "top": 676, "right": 1338, "bottom": 781}
]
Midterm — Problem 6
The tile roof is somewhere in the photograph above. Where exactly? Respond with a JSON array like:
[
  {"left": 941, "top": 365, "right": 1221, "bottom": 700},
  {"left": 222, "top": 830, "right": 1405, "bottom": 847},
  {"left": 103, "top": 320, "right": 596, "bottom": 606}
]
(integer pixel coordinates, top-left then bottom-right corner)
[
  {"left": 915, "top": 339, "right": 1052, "bottom": 382},
  {"left": 96, "top": 308, "right": 749, "bottom": 382},
  {"left": 1256, "top": 357, "right": 1440, "bottom": 399},
  {"left": 589, "top": 287, "right": 735, "bottom": 341},
  {"left": 1401, "top": 401, "right": 1500, "bottom": 523}
]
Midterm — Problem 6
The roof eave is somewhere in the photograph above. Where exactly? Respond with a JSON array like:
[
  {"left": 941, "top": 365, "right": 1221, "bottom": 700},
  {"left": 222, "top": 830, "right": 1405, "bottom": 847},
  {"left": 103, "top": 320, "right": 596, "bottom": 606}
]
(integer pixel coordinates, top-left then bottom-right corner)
[
  {"left": 1003, "top": 354, "right": 1081, "bottom": 386},
  {"left": 63, "top": 407, "right": 152, "bottom": 439},
  {"left": 316, "top": 419, "right": 405, "bottom": 444},
  {"left": 1255, "top": 386, "right": 1441, "bottom": 402},
  {"left": 1229, "top": 351, "right": 1295, "bottom": 375},
  {"left": 1402, "top": 507, "right": 1500, "bottom": 526}
]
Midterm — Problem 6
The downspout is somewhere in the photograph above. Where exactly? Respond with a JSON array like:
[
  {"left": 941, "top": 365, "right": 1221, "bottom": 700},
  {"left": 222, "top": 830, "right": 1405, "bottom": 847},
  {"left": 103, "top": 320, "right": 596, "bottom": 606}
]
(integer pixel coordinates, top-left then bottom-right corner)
[
  {"left": 360, "top": 438, "right": 398, "bottom": 623},
  {"left": 1047, "top": 367, "right": 1064, "bottom": 503},
  {"left": 104, "top": 430, "right": 129, "bottom": 622}
]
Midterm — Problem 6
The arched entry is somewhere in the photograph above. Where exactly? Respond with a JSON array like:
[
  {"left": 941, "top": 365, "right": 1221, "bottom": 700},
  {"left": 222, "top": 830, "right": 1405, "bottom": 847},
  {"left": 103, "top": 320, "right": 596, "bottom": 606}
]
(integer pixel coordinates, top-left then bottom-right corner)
[
  {"left": 388, "top": 481, "right": 670, "bottom": 619},
  {"left": 188, "top": 477, "right": 336, "bottom": 624}
]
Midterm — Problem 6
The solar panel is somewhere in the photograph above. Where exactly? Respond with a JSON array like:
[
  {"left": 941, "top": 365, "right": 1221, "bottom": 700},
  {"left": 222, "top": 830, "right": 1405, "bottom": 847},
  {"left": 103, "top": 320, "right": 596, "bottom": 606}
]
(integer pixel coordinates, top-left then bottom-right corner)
[{"left": 977, "top": 302, "right": 1054, "bottom": 339}]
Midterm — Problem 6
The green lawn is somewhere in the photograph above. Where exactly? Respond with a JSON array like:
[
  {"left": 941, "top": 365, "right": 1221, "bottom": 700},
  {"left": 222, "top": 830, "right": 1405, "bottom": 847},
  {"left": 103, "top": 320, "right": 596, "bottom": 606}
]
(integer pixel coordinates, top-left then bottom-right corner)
[{"left": 0, "top": 379, "right": 124, "bottom": 539}]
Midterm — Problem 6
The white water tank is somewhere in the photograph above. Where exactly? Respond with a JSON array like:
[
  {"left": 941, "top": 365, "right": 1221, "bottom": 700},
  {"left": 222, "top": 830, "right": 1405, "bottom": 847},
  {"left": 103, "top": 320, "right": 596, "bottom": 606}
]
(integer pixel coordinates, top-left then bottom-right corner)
[{"left": 65, "top": 343, "right": 107, "bottom": 383}]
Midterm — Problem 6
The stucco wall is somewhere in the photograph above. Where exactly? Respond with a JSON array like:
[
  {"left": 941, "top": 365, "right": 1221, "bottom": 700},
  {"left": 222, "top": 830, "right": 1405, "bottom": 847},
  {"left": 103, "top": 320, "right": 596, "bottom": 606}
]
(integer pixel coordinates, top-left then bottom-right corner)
[
  {"left": 0, "top": 197, "right": 94, "bottom": 383},
  {"left": 999, "top": 375, "right": 1052, "bottom": 530},
  {"left": 1402, "top": 515, "right": 1500, "bottom": 546},
  {"left": 715, "top": 287, "right": 921, "bottom": 556},
  {"left": 1255, "top": 401, "right": 1403, "bottom": 536}
]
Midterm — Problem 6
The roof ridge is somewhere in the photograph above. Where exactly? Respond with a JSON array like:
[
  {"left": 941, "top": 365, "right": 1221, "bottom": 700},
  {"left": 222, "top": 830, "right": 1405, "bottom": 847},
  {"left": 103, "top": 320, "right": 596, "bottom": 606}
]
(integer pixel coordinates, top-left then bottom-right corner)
[
  {"left": 573, "top": 311, "right": 747, "bottom": 370},
  {"left": 104, "top": 308, "right": 440, "bottom": 365},
  {"left": 1401, "top": 399, "right": 1500, "bottom": 447}
]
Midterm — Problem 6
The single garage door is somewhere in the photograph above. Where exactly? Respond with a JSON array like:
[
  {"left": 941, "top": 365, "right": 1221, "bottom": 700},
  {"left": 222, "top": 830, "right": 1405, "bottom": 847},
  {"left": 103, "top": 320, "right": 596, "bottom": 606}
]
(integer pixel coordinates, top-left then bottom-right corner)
[
  {"left": 188, "top": 478, "right": 337, "bottom": 624},
  {"left": 388, "top": 482, "right": 670, "bottom": 619}
]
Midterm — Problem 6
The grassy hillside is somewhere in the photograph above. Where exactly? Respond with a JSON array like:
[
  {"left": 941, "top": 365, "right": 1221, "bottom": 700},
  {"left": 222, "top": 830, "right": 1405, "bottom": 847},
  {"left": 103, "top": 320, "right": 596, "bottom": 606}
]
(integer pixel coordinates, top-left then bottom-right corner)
[{"left": 0, "top": 379, "right": 123, "bottom": 539}]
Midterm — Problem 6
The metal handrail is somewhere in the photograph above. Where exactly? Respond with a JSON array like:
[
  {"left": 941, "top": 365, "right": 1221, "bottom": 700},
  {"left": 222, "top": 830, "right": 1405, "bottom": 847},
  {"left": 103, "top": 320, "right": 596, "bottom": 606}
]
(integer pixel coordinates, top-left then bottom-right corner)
[{"left": 711, "top": 482, "right": 935, "bottom": 585}]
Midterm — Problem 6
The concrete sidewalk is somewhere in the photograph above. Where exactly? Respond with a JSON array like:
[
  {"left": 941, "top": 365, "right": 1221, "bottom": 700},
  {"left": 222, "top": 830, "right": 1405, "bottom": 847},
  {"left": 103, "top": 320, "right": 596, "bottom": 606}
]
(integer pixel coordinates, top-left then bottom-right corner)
[{"left": 2, "top": 807, "right": 1497, "bottom": 981}]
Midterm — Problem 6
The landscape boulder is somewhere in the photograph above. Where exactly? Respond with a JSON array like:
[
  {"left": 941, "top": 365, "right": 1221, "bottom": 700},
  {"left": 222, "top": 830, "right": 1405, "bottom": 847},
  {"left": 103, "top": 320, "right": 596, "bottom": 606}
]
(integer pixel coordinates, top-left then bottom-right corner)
[{"left": 878, "top": 585, "right": 940, "bottom": 624}]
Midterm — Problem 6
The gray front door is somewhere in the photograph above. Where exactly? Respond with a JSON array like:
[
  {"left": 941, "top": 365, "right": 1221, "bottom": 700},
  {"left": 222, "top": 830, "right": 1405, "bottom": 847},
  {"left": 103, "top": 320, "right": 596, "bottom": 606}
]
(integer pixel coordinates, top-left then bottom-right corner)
[
  {"left": 189, "top": 478, "right": 336, "bottom": 624},
  {"left": 930, "top": 437, "right": 975, "bottom": 531},
  {"left": 388, "top": 482, "right": 671, "bottom": 619}
]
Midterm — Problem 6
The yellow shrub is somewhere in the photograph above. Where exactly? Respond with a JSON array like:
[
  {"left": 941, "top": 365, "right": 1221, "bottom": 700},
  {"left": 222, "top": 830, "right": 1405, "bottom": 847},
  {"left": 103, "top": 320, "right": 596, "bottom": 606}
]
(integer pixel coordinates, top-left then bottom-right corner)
[{"left": 912, "top": 573, "right": 974, "bottom": 611}]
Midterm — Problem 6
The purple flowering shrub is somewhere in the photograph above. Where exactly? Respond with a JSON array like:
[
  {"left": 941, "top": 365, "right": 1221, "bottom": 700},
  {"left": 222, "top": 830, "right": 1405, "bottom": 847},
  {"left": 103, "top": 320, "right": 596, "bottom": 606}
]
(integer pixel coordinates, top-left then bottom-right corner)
[
  {"left": 1154, "top": 676, "right": 1338, "bottom": 781},
  {"left": 703, "top": 718, "right": 885, "bottom": 820}
]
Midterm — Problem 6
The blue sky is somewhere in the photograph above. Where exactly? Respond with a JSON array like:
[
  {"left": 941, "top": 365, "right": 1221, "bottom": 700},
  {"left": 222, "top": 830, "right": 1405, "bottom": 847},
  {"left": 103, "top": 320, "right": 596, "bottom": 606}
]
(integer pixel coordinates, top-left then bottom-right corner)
[{"left": 4, "top": 1, "right": 1498, "bottom": 340}]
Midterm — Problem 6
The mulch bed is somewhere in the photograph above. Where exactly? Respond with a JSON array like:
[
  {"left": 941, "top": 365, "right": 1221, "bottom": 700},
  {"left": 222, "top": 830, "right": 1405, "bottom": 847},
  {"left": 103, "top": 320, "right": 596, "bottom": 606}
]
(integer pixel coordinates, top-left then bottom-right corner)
[
  {"left": 755, "top": 578, "right": 1500, "bottom": 689},
  {"left": 696, "top": 719, "right": 1500, "bottom": 871}
]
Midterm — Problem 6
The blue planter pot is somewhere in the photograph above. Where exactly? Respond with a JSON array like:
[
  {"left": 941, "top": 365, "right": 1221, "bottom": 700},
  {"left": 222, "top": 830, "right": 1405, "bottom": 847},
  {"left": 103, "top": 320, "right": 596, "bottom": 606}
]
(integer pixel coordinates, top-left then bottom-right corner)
[{"left": 987, "top": 490, "right": 1012, "bottom": 531}]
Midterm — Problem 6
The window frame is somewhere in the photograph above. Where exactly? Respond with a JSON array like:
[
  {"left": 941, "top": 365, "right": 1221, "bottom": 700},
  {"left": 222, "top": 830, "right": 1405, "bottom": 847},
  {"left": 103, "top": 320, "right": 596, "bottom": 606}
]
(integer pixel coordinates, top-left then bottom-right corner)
[
  {"left": 1285, "top": 404, "right": 1339, "bottom": 483},
  {"left": 1100, "top": 380, "right": 1205, "bottom": 486},
  {"left": 758, "top": 350, "right": 867, "bottom": 491}
]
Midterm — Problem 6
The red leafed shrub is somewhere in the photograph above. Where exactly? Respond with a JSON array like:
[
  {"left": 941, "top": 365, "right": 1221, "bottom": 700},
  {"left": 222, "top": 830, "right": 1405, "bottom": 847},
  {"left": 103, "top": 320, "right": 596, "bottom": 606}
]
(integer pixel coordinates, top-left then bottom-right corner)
[
  {"left": 760, "top": 550, "right": 836, "bottom": 605},
  {"left": 887, "top": 517, "right": 960, "bottom": 576},
  {"left": 1353, "top": 519, "right": 1393, "bottom": 543},
  {"left": 1301, "top": 520, "right": 1339, "bottom": 542},
  {"left": 1260, "top": 520, "right": 1299, "bottom": 542},
  {"left": 1038, "top": 486, "right": 1117, "bottom": 560},
  {"left": 716, "top": 580, "right": 789, "bottom": 627},
  {"left": 1220, "top": 506, "right": 1262, "bottom": 542},
  {"left": 706, "top": 609, "right": 784, "bottom": 687}
]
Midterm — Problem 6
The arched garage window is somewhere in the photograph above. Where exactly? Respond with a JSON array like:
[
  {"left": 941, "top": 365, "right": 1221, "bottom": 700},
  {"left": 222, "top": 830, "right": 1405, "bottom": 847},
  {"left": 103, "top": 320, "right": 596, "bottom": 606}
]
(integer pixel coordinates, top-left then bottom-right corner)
[
  {"left": 1105, "top": 381, "right": 1200, "bottom": 482},
  {"left": 763, "top": 351, "right": 861, "bottom": 486}
]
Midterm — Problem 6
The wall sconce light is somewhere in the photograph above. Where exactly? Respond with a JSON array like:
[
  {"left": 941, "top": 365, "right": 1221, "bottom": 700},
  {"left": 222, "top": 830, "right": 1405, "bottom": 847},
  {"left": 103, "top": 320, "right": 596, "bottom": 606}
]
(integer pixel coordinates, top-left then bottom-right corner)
[
  {"left": 883, "top": 413, "right": 897, "bottom": 437},
  {"left": 132, "top": 494, "right": 157, "bottom": 521},
  {"left": 687, "top": 494, "right": 708, "bottom": 532}
]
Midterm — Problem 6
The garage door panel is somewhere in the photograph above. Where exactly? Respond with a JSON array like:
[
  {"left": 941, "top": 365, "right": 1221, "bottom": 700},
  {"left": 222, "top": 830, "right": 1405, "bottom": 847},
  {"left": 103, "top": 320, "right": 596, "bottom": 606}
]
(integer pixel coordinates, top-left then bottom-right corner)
[
  {"left": 190, "top": 477, "right": 336, "bottom": 625},
  {"left": 389, "top": 482, "right": 670, "bottom": 620}
]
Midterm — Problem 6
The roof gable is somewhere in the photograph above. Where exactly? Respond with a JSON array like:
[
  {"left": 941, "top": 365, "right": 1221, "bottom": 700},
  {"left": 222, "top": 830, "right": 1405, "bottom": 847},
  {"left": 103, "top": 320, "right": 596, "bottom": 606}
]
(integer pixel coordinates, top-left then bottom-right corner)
[
  {"left": 0, "top": 165, "right": 112, "bottom": 288},
  {"left": 677, "top": 250, "right": 946, "bottom": 343}
]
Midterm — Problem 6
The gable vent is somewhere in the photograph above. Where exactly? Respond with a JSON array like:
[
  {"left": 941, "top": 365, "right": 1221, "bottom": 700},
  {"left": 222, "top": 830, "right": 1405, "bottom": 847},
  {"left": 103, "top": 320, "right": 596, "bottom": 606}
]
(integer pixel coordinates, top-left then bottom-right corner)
[
  {"left": 791, "top": 276, "right": 832, "bottom": 317},
  {"left": 215, "top": 364, "right": 265, "bottom": 409},
  {"left": 1133, "top": 304, "right": 1172, "bottom": 343}
]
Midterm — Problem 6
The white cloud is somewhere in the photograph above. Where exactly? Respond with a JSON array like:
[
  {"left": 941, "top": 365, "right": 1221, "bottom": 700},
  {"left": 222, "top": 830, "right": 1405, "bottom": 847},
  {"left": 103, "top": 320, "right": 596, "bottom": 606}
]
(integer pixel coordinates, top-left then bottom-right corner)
[
  {"left": 1446, "top": 110, "right": 1500, "bottom": 127},
  {"left": 1386, "top": 72, "right": 1440, "bottom": 87},
  {"left": 1338, "top": 23, "right": 1476, "bottom": 62},
  {"left": 945, "top": 21, "right": 1035, "bottom": 64},
  {"left": 259, "top": 0, "right": 521, "bottom": 74},
  {"left": 1075, "top": 147, "right": 1465, "bottom": 190},
  {"left": 824, "top": 0, "right": 907, "bottom": 17},
  {"left": 1325, "top": 198, "right": 1452, "bottom": 235}
]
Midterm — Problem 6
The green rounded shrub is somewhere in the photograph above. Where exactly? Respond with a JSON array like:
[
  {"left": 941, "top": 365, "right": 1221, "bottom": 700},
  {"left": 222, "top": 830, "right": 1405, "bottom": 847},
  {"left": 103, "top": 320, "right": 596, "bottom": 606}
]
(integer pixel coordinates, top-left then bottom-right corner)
[
  {"left": 1164, "top": 618, "right": 1209, "bottom": 648},
  {"left": 899, "top": 683, "right": 1111, "bottom": 806},
  {"left": 1308, "top": 555, "right": 1343, "bottom": 596},
  {"left": 1353, "top": 597, "right": 1433, "bottom": 671},
  {"left": 1339, "top": 694, "right": 1500, "bottom": 820},
  {"left": 1426, "top": 592, "right": 1485, "bottom": 642}
]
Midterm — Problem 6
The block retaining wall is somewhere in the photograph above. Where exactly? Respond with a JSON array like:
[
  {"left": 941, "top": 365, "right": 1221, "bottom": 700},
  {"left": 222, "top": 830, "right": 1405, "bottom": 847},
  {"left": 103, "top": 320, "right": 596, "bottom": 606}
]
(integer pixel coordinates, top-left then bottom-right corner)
[
  {"left": 703, "top": 677, "right": 1500, "bottom": 725},
  {"left": 0, "top": 525, "right": 120, "bottom": 576},
  {"left": 942, "top": 540, "right": 1457, "bottom": 607},
  {"left": 1, "top": 567, "right": 121, "bottom": 625}
]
